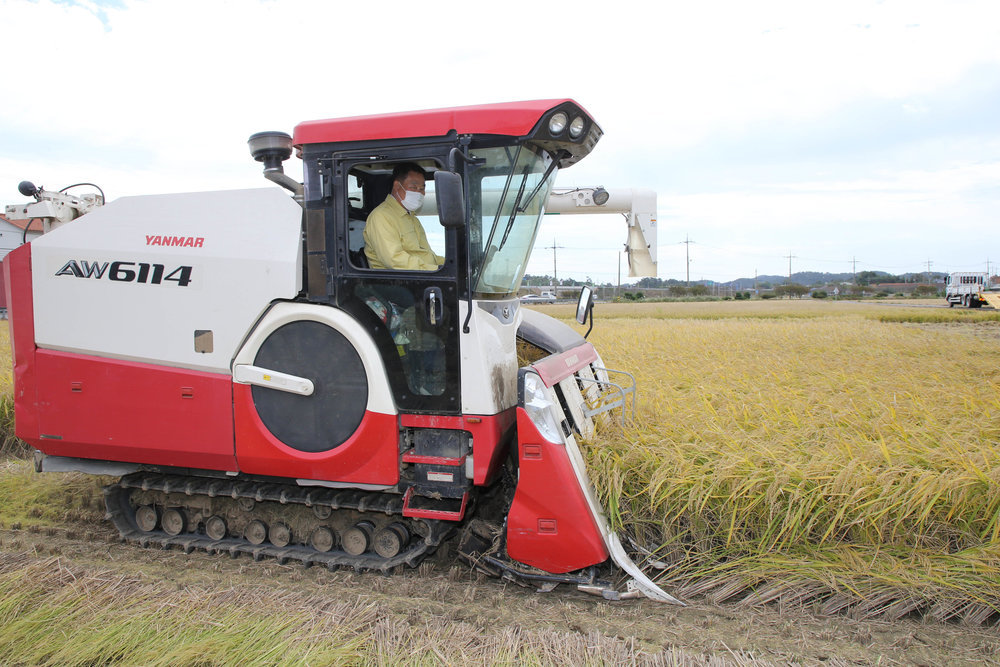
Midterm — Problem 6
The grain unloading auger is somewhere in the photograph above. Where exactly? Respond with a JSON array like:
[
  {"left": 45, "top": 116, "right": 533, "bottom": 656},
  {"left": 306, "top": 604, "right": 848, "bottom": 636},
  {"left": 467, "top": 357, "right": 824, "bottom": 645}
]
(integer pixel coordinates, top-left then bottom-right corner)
[{"left": 3, "top": 100, "right": 680, "bottom": 604}]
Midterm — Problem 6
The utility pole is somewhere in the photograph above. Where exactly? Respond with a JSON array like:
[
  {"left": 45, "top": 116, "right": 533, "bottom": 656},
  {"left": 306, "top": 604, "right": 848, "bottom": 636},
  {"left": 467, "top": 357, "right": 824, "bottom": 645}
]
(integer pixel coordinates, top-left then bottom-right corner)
[
  {"left": 616, "top": 251, "right": 621, "bottom": 300},
  {"left": 925, "top": 258, "right": 933, "bottom": 285},
  {"left": 679, "top": 235, "right": 695, "bottom": 285},
  {"left": 545, "top": 238, "right": 565, "bottom": 296},
  {"left": 786, "top": 252, "right": 796, "bottom": 283},
  {"left": 852, "top": 256, "right": 857, "bottom": 284}
]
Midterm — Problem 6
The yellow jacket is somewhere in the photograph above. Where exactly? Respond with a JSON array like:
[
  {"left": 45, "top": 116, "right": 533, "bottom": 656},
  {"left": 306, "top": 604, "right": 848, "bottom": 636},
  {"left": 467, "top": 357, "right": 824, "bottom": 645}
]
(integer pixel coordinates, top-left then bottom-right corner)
[{"left": 363, "top": 195, "right": 444, "bottom": 270}]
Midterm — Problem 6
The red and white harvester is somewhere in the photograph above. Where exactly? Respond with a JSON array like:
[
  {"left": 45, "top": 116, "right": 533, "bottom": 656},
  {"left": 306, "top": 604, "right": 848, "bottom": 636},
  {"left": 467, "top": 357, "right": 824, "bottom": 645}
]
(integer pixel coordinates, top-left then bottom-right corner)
[{"left": 3, "top": 100, "right": 678, "bottom": 602}]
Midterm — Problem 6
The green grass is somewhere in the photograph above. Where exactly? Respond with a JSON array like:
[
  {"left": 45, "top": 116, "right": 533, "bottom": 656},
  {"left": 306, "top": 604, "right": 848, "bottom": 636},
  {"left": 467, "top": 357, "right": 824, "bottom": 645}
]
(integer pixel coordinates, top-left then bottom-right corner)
[
  {"left": 0, "top": 461, "right": 107, "bottom": 530},
  {"left": 0, "top": 553, "right": 370, "bottom": 666},
  {"left": 0, "top": 394, "right": 30, "bottom": 460}
]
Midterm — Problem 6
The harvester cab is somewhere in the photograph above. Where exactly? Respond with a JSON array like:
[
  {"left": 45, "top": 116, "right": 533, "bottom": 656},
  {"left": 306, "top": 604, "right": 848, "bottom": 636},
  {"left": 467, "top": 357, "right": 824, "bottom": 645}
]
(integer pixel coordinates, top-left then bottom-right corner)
[{"left": 3, "top": 99, "right": 679, "bottom": 603}]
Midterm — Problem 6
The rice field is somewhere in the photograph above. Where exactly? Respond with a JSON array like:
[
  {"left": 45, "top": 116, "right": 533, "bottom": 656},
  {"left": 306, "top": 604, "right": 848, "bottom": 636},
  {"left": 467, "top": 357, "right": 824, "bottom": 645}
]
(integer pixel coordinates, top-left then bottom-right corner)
[
  {"left": 573, "top": 300, "right": 1000, "bottom": 621},
  {"left": 2, "top": 299, "right": 1000, "bottom": 626}
]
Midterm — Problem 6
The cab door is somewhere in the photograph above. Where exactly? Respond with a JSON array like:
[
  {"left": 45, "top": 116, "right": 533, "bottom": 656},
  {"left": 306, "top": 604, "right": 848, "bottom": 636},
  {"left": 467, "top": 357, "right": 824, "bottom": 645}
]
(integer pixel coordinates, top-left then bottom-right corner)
[{"left": 332, "top": 151, "right": 462, "bottom": 415}]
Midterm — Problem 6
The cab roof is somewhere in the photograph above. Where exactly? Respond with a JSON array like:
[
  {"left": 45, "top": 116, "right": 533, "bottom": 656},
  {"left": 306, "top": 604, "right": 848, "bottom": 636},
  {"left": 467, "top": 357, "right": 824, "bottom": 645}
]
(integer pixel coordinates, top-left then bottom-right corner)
[{"left": 293, "top": 99, "right": 583, "bottom": 146}]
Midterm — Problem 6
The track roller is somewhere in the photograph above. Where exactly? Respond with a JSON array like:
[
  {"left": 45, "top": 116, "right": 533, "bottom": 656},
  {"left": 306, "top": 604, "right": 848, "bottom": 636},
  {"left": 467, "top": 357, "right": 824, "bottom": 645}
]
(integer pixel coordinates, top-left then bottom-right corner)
[
  {"left": 205, "top": 515, "right": 227, "bottom": 540},
  {"left": 373, "top": 522, "right": 410, "bottom": 558},
  {"left": 310, "top": 526, "right": 336, "bottom": 552},
  {"left": 342, "top": 521, "right": 375, "bottom": 556},
  {"left": 244, "top": 519, "right": 268, "bottom": 545},
  {"left": 161, "top": 508, "right": 186, "bottom": 536},
  {"left": 135, "top": 505, "right": 158, "bottom": 532},
  {"left": 269, "top": 522, "right": 292, "bottom": 547}
]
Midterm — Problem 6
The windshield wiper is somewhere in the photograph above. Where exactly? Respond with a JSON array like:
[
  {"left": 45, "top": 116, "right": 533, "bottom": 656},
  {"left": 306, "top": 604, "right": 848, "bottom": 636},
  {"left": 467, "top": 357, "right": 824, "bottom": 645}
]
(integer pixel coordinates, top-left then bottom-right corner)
[
  {"left": 498, "top": 166, "right": 531, "bottom": 251},
  {"left": 516, "top": 150, "right": 565, "bottom": 213}
]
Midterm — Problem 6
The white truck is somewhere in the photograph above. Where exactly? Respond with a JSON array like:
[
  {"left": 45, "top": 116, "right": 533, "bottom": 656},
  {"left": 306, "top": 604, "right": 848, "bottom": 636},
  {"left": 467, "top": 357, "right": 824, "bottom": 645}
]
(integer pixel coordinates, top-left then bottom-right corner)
[{"left": 944, "top": 272, "right": 1000, "bottom": 308}]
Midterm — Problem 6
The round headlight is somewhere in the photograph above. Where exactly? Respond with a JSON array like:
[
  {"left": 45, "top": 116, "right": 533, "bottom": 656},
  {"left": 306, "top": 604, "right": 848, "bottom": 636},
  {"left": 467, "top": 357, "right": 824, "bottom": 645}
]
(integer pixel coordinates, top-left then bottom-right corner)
[
  {"left": 569, "top": 116, "right": 586, "bottom": 139},
  {"left": 548, "top": 112, "right": 568, "bottom": 135}
]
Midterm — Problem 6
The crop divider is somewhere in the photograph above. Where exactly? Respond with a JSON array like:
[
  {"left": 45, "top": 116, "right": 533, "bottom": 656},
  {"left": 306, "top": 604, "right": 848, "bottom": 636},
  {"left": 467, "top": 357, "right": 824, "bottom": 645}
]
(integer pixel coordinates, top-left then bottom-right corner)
[{"left": 577, "top": 367, "right": 637, "bottom": 425}]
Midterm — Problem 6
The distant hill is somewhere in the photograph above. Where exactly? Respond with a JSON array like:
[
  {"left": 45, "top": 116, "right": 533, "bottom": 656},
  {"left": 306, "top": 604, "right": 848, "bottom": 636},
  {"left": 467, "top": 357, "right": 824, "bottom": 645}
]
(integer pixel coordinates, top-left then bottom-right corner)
[{"left": 725, "top": 271, "right": 948, "bottom": 289}]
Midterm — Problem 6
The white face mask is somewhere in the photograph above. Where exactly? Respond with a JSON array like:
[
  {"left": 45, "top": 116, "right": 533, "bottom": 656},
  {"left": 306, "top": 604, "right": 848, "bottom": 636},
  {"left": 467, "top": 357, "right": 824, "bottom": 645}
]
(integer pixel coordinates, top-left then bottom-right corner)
[{"left": 400, "top": 190, "right": 424, "bottom": 212}]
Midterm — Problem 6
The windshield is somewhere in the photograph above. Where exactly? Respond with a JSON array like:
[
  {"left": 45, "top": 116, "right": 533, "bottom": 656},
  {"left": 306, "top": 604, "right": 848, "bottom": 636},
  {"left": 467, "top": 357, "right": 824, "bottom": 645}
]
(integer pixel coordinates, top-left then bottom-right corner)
[{"left": 469, "top": 145, "right": 557, "bottom": 296}]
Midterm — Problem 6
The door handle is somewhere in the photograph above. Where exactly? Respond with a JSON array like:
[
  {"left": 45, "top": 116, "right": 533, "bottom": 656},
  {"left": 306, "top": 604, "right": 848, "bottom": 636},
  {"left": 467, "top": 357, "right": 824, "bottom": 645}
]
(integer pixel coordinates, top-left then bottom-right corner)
[{"left": 424, "top": 287, "right": 443, "bottom": 326}]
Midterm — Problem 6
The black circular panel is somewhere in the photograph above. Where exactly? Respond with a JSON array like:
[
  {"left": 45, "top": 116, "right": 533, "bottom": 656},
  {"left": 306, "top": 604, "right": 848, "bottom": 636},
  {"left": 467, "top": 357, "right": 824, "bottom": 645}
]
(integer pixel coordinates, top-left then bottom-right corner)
[{"left": 252, "top": 320, "right": 369, "bottom": 452}]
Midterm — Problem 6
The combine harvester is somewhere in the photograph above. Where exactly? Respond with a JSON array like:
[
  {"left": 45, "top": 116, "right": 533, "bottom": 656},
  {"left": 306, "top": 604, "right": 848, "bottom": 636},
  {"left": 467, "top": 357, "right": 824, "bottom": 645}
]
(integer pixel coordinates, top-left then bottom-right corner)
[
  {"left": 944, "top": 271, "right": 1000, "bottom": 308},
  {"left": 3, "top": 100, "right": 678, "bottom": 603}
]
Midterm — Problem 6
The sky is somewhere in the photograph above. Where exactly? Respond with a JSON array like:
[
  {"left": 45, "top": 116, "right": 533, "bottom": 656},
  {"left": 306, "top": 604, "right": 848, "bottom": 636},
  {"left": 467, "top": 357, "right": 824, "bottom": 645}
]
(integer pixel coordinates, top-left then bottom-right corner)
[{"left": 1, "top": 0, "right": 998, "bottom": 285}]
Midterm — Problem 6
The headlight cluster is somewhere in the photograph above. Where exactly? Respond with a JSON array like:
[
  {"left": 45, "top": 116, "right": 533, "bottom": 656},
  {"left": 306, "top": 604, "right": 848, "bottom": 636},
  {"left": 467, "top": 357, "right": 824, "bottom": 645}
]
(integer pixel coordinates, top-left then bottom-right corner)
[
  {"left": 547, "top": 111, "right": 588, "bottom": 140},
  {"left": 520, "top": 371, "right": 564, "bottom": 444}
]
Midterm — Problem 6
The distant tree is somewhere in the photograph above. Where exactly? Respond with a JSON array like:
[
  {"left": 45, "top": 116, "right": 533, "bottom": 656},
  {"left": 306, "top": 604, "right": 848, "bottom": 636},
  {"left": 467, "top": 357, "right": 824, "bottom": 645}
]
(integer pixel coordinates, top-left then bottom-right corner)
[
  {"left": 856, "top": 270, "right": 882, "bottom": 286},
  {"left": 637, "top": 277, "right": 666, "bottom": 288},
  {"left": 669, "top": 285, "right": 689, "bottom": 297},
  {"left": 690, "top": 284, "right": 709, "bottom": 296},
  {"left": 913, "top": 284, "right": 938, "bottom": 297},
  {"left": 775, "top": 283, "right": 809, "bottom": 298}
]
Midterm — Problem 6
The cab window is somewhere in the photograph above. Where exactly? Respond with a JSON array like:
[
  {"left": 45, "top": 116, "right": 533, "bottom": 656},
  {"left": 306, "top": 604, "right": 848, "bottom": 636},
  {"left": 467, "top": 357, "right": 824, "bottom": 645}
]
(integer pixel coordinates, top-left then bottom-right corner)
[{"left": 345, "top": 161, "right": 445, "bottom": 272}]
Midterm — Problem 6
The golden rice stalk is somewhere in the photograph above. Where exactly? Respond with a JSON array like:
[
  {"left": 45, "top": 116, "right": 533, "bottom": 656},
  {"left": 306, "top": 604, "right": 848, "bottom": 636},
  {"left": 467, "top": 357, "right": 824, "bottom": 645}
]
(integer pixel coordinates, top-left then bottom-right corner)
[{"left": 579, "top": 308, "right": 1000, "bottom": 619}]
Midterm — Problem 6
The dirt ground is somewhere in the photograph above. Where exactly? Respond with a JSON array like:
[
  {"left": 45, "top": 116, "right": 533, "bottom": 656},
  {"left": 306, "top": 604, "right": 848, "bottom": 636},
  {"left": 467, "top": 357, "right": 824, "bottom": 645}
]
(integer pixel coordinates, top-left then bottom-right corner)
[{"left": 3, "top": 511, "right": 999, "bottom": 666}]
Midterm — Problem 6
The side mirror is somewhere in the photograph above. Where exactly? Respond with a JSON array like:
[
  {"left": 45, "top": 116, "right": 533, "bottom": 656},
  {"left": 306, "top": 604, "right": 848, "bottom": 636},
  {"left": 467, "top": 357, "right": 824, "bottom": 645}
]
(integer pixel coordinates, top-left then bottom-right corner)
[
  {"left": 575, "top": 286, "right": 593, "bottom": 324},
  {"left": 576, "top": 286, "right": 594, "bottom": 338},
  {"left": 435, "top": 171, "right": 466, "bottom": 229}
]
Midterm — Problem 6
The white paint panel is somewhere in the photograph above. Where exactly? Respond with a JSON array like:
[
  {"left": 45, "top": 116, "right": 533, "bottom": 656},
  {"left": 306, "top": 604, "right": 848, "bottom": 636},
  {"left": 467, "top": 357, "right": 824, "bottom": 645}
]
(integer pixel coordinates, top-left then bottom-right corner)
[
  {"left": 458, "top": 300, "right": 519, "bottom": 415},
  {"left": 30, "top": 188, "right": 302, "bottom": 374}
]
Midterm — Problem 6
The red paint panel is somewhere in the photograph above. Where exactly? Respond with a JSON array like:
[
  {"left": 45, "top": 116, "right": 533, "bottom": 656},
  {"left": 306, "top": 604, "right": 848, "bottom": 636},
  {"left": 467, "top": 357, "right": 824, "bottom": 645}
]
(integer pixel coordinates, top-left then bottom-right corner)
[
  {"left": 294, "top": 99, "right": 575, "bottom": 146},
  {"left": 234, "top": 384, "right": 399, "bottom": 485},
  {"left": 506, "top": 407, "right": 608, "bottom": 574},
  {"left": 4, "top": 245, "right": 40, "bottom": 441},
  {"left": 530, "top": 342, "right": 598, "bottom": 388},
  {"left": 400, "top": 410, "right": 515, "bottom": 486},
  {"left": 32, "top": 350, "right": 237, "bottom": 470}
]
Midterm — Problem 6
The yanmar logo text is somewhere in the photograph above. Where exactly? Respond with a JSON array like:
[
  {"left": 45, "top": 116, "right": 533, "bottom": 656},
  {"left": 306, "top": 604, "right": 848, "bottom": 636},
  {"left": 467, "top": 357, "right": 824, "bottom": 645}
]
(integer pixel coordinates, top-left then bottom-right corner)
[
  {"left": 146, "top": 235, "right": 204, "bottom": 247},
  {"left": 56, "top": 260, "right": 193, "bottom": 287}
]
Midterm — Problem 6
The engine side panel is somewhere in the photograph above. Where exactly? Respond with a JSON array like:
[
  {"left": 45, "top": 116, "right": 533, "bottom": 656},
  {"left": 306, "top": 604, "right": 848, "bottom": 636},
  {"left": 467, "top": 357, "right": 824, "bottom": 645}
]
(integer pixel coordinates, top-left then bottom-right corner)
[
  {"left": 31, "top": 350, "right": 237, "bottom": 470},
  {"left": 29, "top": 188, "right": 302, "bottom": 374}
]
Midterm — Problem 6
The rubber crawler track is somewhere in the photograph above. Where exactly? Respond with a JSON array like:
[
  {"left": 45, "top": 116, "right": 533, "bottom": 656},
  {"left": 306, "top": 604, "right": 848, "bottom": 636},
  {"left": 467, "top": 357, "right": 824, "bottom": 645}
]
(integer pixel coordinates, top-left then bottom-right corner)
[{"left": 105, "top": 472, "right": 455, "bottom": 572}]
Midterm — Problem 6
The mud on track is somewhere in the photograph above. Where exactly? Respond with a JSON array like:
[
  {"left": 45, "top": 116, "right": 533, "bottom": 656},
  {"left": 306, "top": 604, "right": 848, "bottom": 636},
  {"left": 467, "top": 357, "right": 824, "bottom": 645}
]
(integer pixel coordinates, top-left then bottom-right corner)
[{"left": 2, "top": 469, "right": 999, "bottom": 666}]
